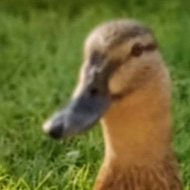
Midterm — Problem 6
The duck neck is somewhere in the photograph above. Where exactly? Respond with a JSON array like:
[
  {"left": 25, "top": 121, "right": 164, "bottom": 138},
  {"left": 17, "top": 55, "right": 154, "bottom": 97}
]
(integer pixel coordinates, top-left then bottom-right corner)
[
  {"left": 101, "top": 72, "right": 172, "bottom": 165},
  {"left": 94, "top": 70, "right": 183, "bottom": 190}
]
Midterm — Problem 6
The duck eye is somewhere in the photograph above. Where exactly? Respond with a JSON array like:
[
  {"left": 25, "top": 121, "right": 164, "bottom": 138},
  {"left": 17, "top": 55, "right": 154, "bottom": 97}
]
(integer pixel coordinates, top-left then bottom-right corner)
[
  {"left": 131, "top": 43, "right": 143, "bottom": 57},
  {"left": 89, "top": 88, "right": 99, "bottom": 96}
]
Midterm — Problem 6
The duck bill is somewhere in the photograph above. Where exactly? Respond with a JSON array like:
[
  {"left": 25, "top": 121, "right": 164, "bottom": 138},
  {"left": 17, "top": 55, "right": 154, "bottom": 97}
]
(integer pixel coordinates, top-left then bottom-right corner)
[
  {"left": 43, "top": 50, "right": 119, "bottom": 139},
  {"left": 43, "top": 86, "right": 111, "bottom": 139}
]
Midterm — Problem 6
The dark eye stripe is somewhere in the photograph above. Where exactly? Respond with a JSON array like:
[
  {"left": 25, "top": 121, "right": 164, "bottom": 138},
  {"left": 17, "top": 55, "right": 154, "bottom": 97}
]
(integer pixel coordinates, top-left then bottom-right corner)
[
  {"left": 144, "top": 43, "right": 157, "bottom": 51},
  {"left": 131, "top": 43, "right": 157, "bottom": 57}
]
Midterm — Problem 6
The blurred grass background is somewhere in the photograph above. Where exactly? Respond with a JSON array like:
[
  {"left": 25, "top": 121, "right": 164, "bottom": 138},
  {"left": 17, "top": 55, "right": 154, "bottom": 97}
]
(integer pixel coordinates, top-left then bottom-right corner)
[{"left": 0, "top": 0, "right": 190, "bottom": 189}]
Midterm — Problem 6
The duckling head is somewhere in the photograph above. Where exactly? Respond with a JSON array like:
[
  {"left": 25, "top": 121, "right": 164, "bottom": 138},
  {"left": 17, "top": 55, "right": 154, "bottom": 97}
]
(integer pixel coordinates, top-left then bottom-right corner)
[{"left": 43, "top": 20, "right": 165, "bottom": 139}]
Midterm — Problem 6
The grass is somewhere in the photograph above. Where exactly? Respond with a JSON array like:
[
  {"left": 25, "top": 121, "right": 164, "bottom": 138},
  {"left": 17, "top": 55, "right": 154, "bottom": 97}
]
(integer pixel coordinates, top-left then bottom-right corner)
[{"left": 0, "top": 0, "right": 190, "bottom": 189}]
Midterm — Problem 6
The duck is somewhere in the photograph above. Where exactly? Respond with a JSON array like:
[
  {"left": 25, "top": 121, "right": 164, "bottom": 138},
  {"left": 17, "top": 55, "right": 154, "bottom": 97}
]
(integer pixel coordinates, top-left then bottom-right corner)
[{"left": 43, "top": 19, "right": 183, "bottom": 190}]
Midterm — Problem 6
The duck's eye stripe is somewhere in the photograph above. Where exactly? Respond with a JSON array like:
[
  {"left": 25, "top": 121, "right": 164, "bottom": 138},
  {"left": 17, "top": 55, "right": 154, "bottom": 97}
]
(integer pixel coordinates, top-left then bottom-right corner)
[
  {"left": 131, "top": 43, "right": 157, "bottom": 57},
  {"left": 144, "top": 43, "right": 157, "bottom": 51}
]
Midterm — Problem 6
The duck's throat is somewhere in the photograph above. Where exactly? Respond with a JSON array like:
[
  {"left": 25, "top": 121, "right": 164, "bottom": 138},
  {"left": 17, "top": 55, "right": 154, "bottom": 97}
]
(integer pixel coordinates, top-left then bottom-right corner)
[
  {"left": 102, "top": 79, "right": 172, "bottom": 164},
  {"left": 95, "top": 78, "right": 182, "bottom": 190}
]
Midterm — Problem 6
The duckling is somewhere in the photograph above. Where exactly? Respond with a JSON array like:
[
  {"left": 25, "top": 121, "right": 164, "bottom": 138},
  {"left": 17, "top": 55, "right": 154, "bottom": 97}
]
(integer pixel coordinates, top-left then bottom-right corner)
[{"left": 43, "top": 19, "right": 183, "bottom": 190}]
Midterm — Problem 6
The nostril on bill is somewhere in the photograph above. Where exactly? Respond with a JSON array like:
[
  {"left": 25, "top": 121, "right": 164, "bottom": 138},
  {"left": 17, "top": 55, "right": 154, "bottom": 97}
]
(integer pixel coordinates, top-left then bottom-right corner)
[{"left": 43, "top": 118, "right": 64, "bottom": 139}]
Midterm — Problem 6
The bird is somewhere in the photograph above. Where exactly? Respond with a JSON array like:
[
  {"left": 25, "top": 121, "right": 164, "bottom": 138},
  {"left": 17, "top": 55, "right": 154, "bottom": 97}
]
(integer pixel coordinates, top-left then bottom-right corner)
[{"left": 43, "top": 19, "right": 183, "bottom": 190}]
